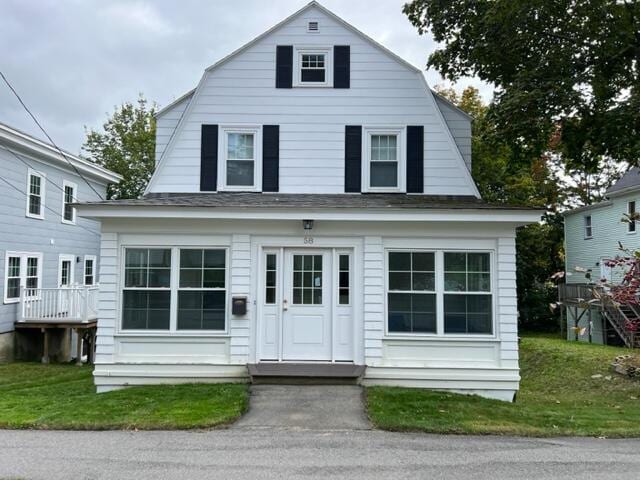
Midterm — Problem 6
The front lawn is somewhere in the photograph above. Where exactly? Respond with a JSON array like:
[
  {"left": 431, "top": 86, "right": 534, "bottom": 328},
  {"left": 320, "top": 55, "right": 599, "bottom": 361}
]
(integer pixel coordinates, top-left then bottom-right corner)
[
  {"left": 367, "top": 336, "right": 640, "bottom": 437},
  {"left": 0, "top": 363, "right": 248, "bottom": 430}
]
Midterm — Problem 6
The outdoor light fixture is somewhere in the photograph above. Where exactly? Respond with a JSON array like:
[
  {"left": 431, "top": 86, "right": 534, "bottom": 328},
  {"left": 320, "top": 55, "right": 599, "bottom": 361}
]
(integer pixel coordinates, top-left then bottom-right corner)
[{"left": 303, "top": 219, "right": 314, "bottom": 232}]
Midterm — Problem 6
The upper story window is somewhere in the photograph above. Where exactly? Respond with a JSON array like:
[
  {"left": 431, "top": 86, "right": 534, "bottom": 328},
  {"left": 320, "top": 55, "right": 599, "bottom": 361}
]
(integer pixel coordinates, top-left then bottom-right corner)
[
  {"left": 219, "top": 126, "right": 261, "bottom": 191},
  {"left": 363, "top": 127, "right": 405, "bottom": 192},
  {"left": 628, "top": 201, "right": 636, "bottom": 233},
  {"left": 294, "top": 47, "right": 332, "bottom": 87},
  {"left": 584, "top": 215, "right": 593, "bottom": 239},
  {"left": 62, "top": 180, "right": 77, "bottom": 224},
  {"left": 26, "top": 169, "right": 45, "bottom": 219}
]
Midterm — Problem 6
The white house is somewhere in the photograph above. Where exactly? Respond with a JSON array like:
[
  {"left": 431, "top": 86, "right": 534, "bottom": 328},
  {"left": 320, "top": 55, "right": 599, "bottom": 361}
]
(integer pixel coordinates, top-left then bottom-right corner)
[{"left": 77, "top": 2, "right": 540, "bottom": 401}]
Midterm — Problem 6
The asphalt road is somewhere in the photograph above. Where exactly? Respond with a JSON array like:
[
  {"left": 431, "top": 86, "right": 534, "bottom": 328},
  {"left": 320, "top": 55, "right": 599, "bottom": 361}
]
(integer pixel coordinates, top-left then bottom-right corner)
[{"left": 1, "top": 428, "right": 640, "bottom": 480}]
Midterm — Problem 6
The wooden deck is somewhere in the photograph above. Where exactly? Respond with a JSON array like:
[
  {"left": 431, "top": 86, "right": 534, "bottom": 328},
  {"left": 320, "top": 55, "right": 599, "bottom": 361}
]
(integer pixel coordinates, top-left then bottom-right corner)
[{"left": 248, "top": 363, "right": 366, "bottom": 384}]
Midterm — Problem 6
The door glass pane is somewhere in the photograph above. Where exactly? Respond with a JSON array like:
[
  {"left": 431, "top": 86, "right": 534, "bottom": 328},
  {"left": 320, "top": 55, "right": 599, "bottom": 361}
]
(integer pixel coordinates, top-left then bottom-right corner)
[
  {"left": 265, "top": 253, "right": 277, "bottom": 305},
  {"left": 292, "top": 254, "right": 322, "bottom": 305}
]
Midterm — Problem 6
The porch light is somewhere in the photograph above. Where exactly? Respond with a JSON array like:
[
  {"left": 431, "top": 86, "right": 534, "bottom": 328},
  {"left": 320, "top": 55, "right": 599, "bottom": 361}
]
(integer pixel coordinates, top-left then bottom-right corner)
[{"left": 303, "top": 219, "right": 314, "bottom": 232}]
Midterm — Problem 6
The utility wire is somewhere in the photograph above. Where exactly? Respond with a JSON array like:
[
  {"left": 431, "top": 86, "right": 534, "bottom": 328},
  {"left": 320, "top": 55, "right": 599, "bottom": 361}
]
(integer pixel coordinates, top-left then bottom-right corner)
[
  {"left": 0, "top": 172, "right": 101, "bottom": 238},
  {"left": 0, "top": 69, "right": 105, "bottom": 200},
  {"left": 0, "top": 144, "right": 82, "bottom": 199}
]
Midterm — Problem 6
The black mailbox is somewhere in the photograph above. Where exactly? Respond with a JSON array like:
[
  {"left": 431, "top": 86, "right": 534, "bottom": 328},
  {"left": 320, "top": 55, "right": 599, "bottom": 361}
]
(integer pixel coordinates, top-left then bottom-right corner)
[{"left": 232, "top": 296, "right": 247, "bottom": 316}]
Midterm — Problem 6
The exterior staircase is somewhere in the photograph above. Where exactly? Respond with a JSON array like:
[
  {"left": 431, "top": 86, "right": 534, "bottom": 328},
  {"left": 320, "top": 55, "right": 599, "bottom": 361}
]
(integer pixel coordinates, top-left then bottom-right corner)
[{"left": 600, "top": 295, "right": 640, "bottom": 348}]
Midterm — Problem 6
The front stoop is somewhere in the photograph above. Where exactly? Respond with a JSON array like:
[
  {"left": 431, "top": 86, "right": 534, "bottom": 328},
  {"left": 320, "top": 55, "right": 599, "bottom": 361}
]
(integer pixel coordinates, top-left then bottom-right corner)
[{"left": 248, "top": 363, "right": 366, "bottom": 385}]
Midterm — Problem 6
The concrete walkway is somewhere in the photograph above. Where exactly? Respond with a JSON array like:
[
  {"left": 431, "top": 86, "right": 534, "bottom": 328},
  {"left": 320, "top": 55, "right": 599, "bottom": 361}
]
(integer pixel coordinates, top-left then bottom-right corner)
[{"left": 233, "top": 384, "right": 371, "bottom": 430}]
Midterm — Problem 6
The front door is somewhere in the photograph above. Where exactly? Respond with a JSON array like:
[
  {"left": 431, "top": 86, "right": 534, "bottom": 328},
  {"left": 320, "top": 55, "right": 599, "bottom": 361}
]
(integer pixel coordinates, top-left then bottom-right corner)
[{"left": 282, "top": 249, "right": 332, "bottom": 361}]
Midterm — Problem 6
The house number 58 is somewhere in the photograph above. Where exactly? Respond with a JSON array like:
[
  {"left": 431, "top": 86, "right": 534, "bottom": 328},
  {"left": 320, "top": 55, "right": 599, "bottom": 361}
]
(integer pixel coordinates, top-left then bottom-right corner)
[{"left": 304, "top": 236, "right": 314, "bottom": 244}]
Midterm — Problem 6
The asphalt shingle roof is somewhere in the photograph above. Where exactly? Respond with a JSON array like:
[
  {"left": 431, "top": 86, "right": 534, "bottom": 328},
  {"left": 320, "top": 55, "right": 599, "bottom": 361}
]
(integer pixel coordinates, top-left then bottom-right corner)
[
  {"left": 78, "top": 192, "right": 536, "bottom": 210},
  {"left": 606, "top": 167, "right": 640, "bottom": 195}
]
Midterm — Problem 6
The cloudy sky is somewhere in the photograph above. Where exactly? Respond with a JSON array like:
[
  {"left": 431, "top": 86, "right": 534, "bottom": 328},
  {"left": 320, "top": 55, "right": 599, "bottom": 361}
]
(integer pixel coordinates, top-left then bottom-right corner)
[{"left": 0, "top": 0, "right": 491, "bottom": 155}]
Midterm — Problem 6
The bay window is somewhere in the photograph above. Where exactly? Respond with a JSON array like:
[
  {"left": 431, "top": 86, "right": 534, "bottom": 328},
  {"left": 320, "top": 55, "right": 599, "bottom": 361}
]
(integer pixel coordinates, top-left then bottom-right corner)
[
  {"left": 386, "top": 250, "right": 493, "bottom": 336},
  {"left": 121, "top": 247, "right": 228, "bottom": 332}
]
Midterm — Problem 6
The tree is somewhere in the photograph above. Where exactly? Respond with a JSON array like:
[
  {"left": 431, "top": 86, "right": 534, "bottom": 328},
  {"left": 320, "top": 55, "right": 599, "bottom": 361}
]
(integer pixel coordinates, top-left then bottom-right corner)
[
  {"left": 405, "top": 0, "right": 639, "bottom": 183},
  {"left": 83, "top": 96, "right": 157, "bottom": 199},
  {"left": 435, "top": 85, "right": 564, "bottom": 331}
]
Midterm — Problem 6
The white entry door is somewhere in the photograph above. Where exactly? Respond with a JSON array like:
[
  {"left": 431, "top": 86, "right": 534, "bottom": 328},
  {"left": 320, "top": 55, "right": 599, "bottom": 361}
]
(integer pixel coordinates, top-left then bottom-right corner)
[{"left": 282, "top": 249, "right": 332, "bottom": 361}]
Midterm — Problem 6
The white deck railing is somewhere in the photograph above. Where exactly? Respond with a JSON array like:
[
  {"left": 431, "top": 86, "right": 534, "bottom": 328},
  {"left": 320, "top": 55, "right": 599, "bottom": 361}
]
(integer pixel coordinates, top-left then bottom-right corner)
[{"left": 17, "top": 286, "right": 99, "bottom": 323}]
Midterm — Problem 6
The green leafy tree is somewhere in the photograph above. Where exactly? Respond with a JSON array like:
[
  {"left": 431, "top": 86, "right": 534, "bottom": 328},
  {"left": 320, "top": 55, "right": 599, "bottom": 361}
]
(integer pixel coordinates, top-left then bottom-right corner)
[
  {"left": 83, "top": 96, "right": 157, "bottom": 199},
  {"left": 435, "top": 85, "right": 564, "bottom": 331},
  {"left": 405, "top": 0, "right": 639, "bottom": 185}
]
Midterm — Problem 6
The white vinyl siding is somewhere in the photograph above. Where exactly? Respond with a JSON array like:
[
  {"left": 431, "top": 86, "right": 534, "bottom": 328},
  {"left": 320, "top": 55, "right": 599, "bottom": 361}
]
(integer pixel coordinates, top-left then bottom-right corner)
[{"left": 147, "top": 6, "right": 476, "bottom": 196}]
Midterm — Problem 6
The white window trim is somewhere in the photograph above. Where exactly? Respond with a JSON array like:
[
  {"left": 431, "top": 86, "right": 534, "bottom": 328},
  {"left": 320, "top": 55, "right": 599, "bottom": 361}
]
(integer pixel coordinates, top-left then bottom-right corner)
[
  {"left": 58, "top": 254, "right": 76, "bottom": 287},
  {"left": 4, "top": 251, "right": 43, "bottom": 304},
  {"left": 584, "top": 215, "right": 593, "bottom": 239},
  {"left": 218, "top": 125, "right": 262, "bottom": 192},
  {"left": 61, "top": 180, "right": 78, "bottom": 225},
  {"left": 384, "top": 249, "right": 496, "bottom": 338},
  {"left": 293, "top": 46, "right": 333, "bottom": 87},
  {"left": 25, "top": 168, "right": 46, "bottom": 220},
  {"left": 118, "top": 246, "right": 230, "bottom": 335},
  {"left": 628, "top": 201, "right": 636, "bottom": 234},
  {"left": 84, "top": 255, "right": 97, "bottom": 286},
  {"left": 362, "top": 126, "right": 406, "bottom": 193}
]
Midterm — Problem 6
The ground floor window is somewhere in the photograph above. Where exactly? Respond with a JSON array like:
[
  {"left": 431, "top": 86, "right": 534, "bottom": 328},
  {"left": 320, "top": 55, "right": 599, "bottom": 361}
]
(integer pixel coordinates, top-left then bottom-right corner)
[
  {"left": 387, "top": 250, "right": 493, "bottom": 335},
  {"left": 4, "top": 251, "right": 42, "bottom": 303},
  {"left": 84, "top": 255, "right": 96, "bottom": 286},
  {"left": 121, "top": 247, "right": 227, "bottom": 332}
]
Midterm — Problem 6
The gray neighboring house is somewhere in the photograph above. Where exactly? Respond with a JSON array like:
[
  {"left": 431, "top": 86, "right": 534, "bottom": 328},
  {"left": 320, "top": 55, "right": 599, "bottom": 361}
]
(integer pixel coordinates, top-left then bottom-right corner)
[
  {"left": 0, "top": 122, "right": 121, "bottom": 361},
  {"left": 562, "top": 168, "right": 640, "bottom": 346}
]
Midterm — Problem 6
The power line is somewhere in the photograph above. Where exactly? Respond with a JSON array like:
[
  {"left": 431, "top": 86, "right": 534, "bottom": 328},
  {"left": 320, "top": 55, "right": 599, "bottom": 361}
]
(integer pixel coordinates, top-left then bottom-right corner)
[
  {"left": 0, "top": 172, "right": 101, "bottom": 238},
  {"left": 0, "top": 144, "right": 80, "bottom": 199},
  {"left": 0, "top": 69, "right": 105, "bottom": 201}
]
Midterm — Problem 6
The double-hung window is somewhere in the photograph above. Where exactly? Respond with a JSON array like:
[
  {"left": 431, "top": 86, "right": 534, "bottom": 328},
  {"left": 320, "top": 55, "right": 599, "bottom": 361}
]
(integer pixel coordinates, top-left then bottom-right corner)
[
  {"left": 26, "top": 169, "right": 45, "bottom": 219},
  {"left": 122, "top": 248, "right": 172, "bottom": 330},
  {"left": 4, "top": 251, "right": 42, "bottom": 303},
  {"left": 363, "top": 128, "right": 405, "bottom": 192},
  {"left": 178, "top": 249, "right": 226, "bottom": 330},
  {"left": 584, "top": 215, "right": 593, "bottom": 239},
  {"left": 84, "top": 255, "right": 96, "bottom": 286},
  {"left": 220, "top": 127, "right": 261, "bottom": 191},
  {"left": 387, "top": 252, "right": 436, "bottom": 333},
  {"left": 444, "top": 252, "right": 492, "bottom": 334},
  {"left": 628, "top": 201, "right": 636, "bottom": 233},
  {"left": 294, "top": 47, "right": 332, "bottom": 87},
  {"left": 62, "top": 180, "right": 77, "bottom": 224}
]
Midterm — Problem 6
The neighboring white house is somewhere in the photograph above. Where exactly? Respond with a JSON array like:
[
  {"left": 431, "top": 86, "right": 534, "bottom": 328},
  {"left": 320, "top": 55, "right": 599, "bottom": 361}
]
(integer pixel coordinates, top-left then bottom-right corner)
[
  {"left": 0, "top": 122, "right": 121, "bottom": 362},
  {"left": 77, "top": 1, "right": 540, "bottom": 401},
  {"left": 563, "top": 167, "right": 640, "bottom": 346}
]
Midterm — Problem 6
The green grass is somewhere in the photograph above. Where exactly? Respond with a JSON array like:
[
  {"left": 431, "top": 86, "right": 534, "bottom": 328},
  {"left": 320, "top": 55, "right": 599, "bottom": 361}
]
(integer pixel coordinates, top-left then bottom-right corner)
[
  {"left": 367, "top": 335, "right": 640, "bottom": 437},
  {"left": 0, "top": 363, "right": 248, "bottom": 430}
]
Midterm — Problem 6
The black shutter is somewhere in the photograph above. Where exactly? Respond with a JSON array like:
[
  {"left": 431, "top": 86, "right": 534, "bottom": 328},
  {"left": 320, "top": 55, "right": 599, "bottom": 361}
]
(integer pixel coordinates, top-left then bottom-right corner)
[
  {"left": 276, "top": 46, "right": 293, "bottom": 88},
  {"left": 344, "top": 125, "right": 362, "bottom": 192},
  {"left": 406, "top": 126, "right": 424, "bottom": 193},
  {"left": 200, "top": 124, "right": 218, "bottom": 191},
  {"left": 333, "top": 45, "right": 350, "bottom": 88},
  {"left": 262, "top": 125, "right": 279, "bottom": 192}
]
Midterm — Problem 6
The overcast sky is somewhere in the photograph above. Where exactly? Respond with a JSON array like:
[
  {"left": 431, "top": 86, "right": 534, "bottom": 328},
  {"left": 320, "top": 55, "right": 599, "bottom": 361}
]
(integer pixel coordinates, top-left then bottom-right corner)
[{"left": 0, "top": 0, "right": 491, "bottom": 155}]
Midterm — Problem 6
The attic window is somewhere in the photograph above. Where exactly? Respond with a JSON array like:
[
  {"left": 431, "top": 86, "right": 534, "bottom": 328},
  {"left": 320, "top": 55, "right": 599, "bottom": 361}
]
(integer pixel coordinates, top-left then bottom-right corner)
[{"left": 307, "top": 21, "right": 319, "bottom": 32}]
